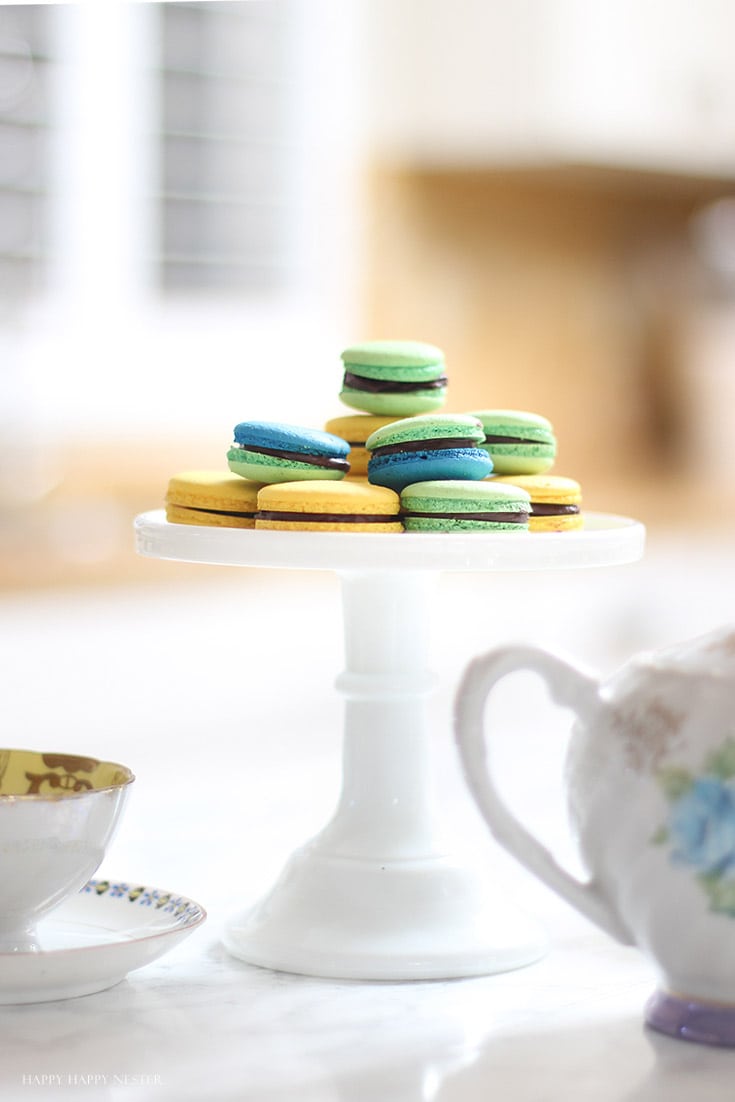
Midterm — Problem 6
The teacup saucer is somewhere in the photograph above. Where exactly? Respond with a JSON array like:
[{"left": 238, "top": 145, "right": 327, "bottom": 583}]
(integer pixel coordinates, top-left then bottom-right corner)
[{"left": 0, "top": 878, "right": 206, "bottom": 1004}]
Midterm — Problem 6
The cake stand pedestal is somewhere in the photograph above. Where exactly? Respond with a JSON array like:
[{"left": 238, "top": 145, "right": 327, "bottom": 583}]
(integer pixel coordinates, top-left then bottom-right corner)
[{"left": 135, "top": 511, "right": 644, "bottom": 980}]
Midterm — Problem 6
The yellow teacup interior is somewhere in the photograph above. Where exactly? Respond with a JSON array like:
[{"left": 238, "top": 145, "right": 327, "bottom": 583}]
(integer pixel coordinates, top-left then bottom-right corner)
[{"left": 0, "top": 749, "right": 134, "bottom": 798}]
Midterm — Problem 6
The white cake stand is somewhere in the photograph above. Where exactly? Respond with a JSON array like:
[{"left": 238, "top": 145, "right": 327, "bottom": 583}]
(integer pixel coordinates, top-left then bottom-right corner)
[{"left": 134, "top": 510, "right": 644, "bottom": 981}]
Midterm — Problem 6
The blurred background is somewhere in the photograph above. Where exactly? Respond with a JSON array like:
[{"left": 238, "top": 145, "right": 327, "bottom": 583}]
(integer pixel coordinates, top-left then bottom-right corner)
[
  {"left": 1, "top": 0, "right": 734, "bottom": 590},
  {"left": 0, "top": 8, "right": 734, "bottom": 1082},
  {"left": 0, "top": 0, "right": 734, "bottom": 983}
]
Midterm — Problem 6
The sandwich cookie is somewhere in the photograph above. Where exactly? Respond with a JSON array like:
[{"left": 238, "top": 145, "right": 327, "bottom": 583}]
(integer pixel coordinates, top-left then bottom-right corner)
[
  {"left": 366, "top": 413, "right": 492, "bottom": 493},
  {"left": 469, "top": 409, "right": 556, "bottom": 474},
  {"left": 493, "top": 475, "right": 583, "bottom": 532},
  {"left": 165, "top": 471, "right": 263, "bottom": 528},
  {"left": 340, "top": 340, "right": 447, "bottom": 416},
  {"left": 400, "top": 480, "right": 531, "bottom": 532},
  {"left": 228, "top": 421, "right": 350, "bottom": 483},
  {"left": 324, "top": 414, "right": 401, "bottom": 478},
  {"left": 256, "top": 480, "right": 402, "bottom": 532}
]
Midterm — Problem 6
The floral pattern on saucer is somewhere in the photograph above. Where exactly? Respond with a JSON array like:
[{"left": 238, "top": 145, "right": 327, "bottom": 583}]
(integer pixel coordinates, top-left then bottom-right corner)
[
  {"left": 653, "top": 738, "right": 735, "bottom": 917},
  {"left": 82, "top": 879, "right": 204, "bottom": 924}
]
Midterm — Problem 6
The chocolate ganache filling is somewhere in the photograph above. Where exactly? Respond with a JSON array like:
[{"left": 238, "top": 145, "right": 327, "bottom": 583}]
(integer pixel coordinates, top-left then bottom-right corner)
[
  {"left": 370, "top": 437, "right": 480, "bottom": 457},
  {"left": 257, "top": 512, "right": 398, "bottom": 524},
  {"left": 343, "top": 371, "right": 447, "bottom": 394},
  {"left": 232, "top": 443, "right": 349, "bottom": 472},
  {"left": 483, "top": 434, "right": 547, "bottom": 445},
  {"left": 530, "top": 503, "right": 580, "bottom": 516}
]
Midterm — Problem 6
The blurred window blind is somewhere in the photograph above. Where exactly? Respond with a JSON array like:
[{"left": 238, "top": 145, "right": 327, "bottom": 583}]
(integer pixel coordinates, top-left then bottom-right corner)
[
  {"left": 158, "top": 1, "right": 297, "bottom": 295},
  {"left": 0, "top": 2, "right": 300, "bottom": 310},
  {"left": 0, "top": 5, "right": 52, "bottom": 304}
]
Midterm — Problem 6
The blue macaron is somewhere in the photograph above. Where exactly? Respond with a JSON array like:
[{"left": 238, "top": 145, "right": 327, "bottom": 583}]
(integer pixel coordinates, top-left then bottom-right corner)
[
  {"left": 227, "top": 421, "right": 350, "bottom": 483},
  {"left": 366, "top": 414, "right": 493, "bottom": 492}
]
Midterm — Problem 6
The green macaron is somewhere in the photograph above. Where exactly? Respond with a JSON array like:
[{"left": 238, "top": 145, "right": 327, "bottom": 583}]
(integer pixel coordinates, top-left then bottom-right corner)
[
  {"left": 400, "top": 479, "right": 531, "bottom": 532},
  {"left": 340, "top": 340, "right": 447, "bottom": 416},
  {"left": 468, "top": 409, "right": 556, "bottom": 475}
]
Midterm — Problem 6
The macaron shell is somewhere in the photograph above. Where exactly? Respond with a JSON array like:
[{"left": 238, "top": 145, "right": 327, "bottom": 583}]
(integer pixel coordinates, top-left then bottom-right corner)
[
  {"left": 400, "top": 479, "right": 530, "bottom": 512},
  {"left": 166, "top": 471, "right": 262, "bottom": 510},
  {"left": 341, "top": 360, "right": 445, "bottom": 383},
  {"left": 232, "top": 421, "right": 349, "bottom": 459},
  {"left": 339, "top": 387, "right": 447, "bottom": 417},
  {"left": 528, "top": 512, "right": 584, "bottom": 533},
  {"left": 341, "top": 446, "right": 370, "bottom": 477},
  {"left": 403, "top": 515, "right": 523, "bottom": 532},
  {"left": 325, "top": 414, "right": 402, "bottom": 442},
  {"left": 227, "top": 448, "right": 346, "bottom": 483},
  {"left": 491, "top": 474, "right": 581, "bottom": 503},
  {"left": 485, "top": 449, "right": 555, "bottom": 476},
  {"left": 366, "top": 413, "right": 485, "bottom": 450},
  {"left": 256, "top": 480, "right": 402, "bottom": 532},
  {"left": 468, "top": 409, "right": 554, "bottom": 434},
  {"left": 341, "top": 340, "right": 444, "bottom": 369},
  {"left": 368, "top": 449, "right": 493, "bottom": 492}
]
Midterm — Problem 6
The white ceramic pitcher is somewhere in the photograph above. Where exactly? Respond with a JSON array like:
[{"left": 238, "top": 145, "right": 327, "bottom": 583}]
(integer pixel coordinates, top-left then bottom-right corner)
[{"left": 454, "top": 625, "right": 735, "bottom": 1046}]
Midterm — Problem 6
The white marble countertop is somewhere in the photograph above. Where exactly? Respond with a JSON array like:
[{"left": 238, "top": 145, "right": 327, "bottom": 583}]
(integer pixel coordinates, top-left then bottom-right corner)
[{"left": 2, "top": 529, "right": 735, "bottom": 1100}]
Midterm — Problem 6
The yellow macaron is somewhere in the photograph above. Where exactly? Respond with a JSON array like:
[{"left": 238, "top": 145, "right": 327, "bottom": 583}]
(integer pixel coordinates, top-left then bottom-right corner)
[
  {"left": 491, "top": 475, "right": 583, "bottom": 532},
  {"left": 256, "top": 479, "right": 402, "bottom": 532},
  {"left": 324, "top": 415, "right": 402, "bottom": 478},
  {"left": 166, "top": 471, "right": 263, "bottom": 529}
]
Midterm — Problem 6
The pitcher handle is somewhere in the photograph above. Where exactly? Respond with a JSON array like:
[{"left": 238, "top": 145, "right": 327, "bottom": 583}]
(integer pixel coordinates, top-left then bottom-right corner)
[{"left": 454, "top": 645, "right": 632, "bottom": 945}]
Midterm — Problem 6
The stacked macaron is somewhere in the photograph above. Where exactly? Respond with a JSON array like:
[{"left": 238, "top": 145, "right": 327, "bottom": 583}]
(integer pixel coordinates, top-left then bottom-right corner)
[
  {"left": 223, "top": 418, "right": 393, "bottom": 532},
  {"left": 343, "top": 354, "right": 540, "bottom": 532},
  {"left": 256, "top": 481, "right": 402, "bottom": 533},
  {"left": 465, "top": 409, "right": 584, "bottom": 531},
  {"left": 492, "top": 475, "right": 583, "bottom": 532},
  {"left": 366, "top": 414, "right": 492, "bottom": 493},
  {"left": 227, "top": 421, "right": 350, "bottom": 483},
  {"left": 165, "top": 471, "right": 263, "bottom": 528},
  {"left": 470, "top": 410, "right": 557, "bottom": 475},
  {"left": 339, "top": 340, "right": 447, "bottom": 416},
  {"left": 164, "top": 337, "right": 583, "bottom": 533},
  {"left": 328, "top": 340, "right": 448, "bottom": 481},
  {"left": 401, "top": 480, "right": 531, "bottom": 533},
  {"left": 323, "top": 415, "right": 400, "bottom": 479}
]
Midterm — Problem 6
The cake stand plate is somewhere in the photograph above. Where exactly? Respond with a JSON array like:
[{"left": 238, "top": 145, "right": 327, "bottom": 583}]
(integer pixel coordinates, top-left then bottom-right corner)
[{"left": 135, "top": 510, "right": 644, "bottom": 980}]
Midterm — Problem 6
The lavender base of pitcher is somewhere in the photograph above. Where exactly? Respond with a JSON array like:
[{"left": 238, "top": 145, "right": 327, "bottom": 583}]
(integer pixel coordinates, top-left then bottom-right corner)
[{"left": 646, "top": 990, "right": 735, "bottom": 1047}]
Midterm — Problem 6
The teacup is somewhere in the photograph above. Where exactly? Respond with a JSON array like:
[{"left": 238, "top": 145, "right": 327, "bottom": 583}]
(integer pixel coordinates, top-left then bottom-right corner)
[
  {"left": 454, "top": 628, "right": 735, "bottom": 1047},
  {"left": 0, "top": 748, "right": 133, "bottom": 951}
]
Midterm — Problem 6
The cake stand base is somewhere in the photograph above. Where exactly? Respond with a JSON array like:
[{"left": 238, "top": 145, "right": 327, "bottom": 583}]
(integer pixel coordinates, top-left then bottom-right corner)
[
  {"left": 223, "top": 842, "right": 546, "bottom": 981},
  {"left": 135, "top": 510, "right": 644, "bottom": 982}
]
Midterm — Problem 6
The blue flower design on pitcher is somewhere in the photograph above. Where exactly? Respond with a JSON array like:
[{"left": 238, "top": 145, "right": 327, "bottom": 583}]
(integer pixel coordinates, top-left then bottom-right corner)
[
  {"left": 670, "top": 778, "right": 735, "bottom": 874},
  {"left": 654, "top": 739, "right": 735, "bottom": 917}
]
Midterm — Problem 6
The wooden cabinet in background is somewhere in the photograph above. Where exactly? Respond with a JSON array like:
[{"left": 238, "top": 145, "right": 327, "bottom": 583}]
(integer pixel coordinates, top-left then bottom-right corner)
[{"left": 365, "top": 0, "right": 735, "bottom": 177}]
